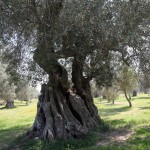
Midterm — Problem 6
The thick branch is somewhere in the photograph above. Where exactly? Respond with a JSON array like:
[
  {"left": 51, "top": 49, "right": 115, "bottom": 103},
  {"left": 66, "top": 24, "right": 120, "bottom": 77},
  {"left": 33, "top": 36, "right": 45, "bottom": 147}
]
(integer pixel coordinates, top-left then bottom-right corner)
[
  {"left": 32, "top": 0, "right": 64, "bottom": 72},
  {"left": 33, "top": 48, "right": 77, "bottom": 74}
]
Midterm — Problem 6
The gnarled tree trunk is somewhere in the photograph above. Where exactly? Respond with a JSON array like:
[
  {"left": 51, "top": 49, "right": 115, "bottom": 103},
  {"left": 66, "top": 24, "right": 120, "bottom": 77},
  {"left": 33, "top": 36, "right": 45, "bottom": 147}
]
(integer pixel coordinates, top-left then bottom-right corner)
[
  {"left": 27, "top": 0, "right": 100, "bottom": 141},
  {"left": 5, "top": 100, "right": 14, "bottom": 108},
  {"left": 72, "top": 55, "right": 100, "bottom": 123},
  {"left": 27, "top": 61, "right": 100, "bottom": 141},
  {"left": 132, "top": 90, "right": 137, "bottom": 97}
]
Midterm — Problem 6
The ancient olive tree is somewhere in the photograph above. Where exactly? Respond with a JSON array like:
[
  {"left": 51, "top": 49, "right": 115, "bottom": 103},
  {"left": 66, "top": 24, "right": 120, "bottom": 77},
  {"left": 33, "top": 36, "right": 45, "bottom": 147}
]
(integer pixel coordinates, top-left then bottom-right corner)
[
  {"left": 0, "top": 61, "right": 16, "bottom": 108},
  {"left": 0, "top": 0, "right": 150, "bottom": 141}
]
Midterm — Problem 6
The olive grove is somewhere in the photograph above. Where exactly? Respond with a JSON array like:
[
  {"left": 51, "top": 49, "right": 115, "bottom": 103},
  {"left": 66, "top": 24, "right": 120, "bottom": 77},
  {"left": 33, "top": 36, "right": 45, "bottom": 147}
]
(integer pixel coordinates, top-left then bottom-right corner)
[{"left": 0, "top": 0, "right": 150, "bottom": 141}]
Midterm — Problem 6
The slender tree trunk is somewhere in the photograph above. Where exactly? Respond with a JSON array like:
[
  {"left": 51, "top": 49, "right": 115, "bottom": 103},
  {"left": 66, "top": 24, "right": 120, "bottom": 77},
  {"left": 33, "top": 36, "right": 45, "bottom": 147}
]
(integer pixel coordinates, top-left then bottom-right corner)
[
  {"left": 26, "top": 100, "right": 29, "bottom": 106},
  {"left": 124, "top": 90, "right": 132, "bottom": 107},
  {"left": 107, "top": 99, "right": 111, "bottom": 103},
  {"left": 112, "top": 100, "right": 115, "bottom": 104}
]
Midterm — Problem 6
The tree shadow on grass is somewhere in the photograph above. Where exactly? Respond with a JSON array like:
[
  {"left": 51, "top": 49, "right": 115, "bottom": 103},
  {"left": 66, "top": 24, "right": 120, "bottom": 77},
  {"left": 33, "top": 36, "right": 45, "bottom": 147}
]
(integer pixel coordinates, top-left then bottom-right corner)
[
  {"left": 0, "top": 125, "right": 30, "bottom": 150},
  {"left": 0, "top": 104, "right": 30, "bottom": 110},
  {"left": 138, "top": 106, "right": 150, "bottom": 110},
  {"left": 106, "top": 119, "right": 136, "bottom": 130},
  {"left": 98, "top": 106, "right": 132, "bottom": 117},
  {"left": 132, "top": 96, "right": 150, "bottom": 101},
  {"left": 0, "top": 106, "right": 17, "bottom": 110},
  {"left": 128, "top": 126, "right": 150, "bottom": 149},
  {"left": 15, "top": 104, "right": 28, "bottom": 107},
  {"left": 95, "top": 124, "right": 150, "bottom": 150}
]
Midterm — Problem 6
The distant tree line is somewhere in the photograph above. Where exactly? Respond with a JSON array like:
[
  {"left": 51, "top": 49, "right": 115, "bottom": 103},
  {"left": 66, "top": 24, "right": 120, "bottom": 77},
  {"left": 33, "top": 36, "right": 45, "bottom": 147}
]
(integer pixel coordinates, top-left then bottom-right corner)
[{"left": 0, "top": 59, "right": 39, "bottom": 108}]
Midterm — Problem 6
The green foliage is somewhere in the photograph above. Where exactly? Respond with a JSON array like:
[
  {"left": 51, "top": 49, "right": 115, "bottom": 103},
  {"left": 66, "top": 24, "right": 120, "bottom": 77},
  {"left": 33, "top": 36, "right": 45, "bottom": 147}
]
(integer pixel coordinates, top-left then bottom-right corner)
[
  {"left": 1, "top": 0, "right": 150, "bottom": 87},
  {"left": 16, "top": 83, "right": 38, "bottom": 101},
  {"left": 139, "top": 74, "right": 150, "bottom": 94},
  {"left": 117, "top": 65, "right": 138, "bottom": 94},
  {"left": 102, "top": 85, "right": 119, "bottom": 102},
  {"left": 91, "top": 82, "right": 102, "bottom": 98},
  {"left": 0, "top": 59, "right": 38, "bottom": 102},
  {"left": 0, "top": 61, "right": 16, "bottom": 101}
]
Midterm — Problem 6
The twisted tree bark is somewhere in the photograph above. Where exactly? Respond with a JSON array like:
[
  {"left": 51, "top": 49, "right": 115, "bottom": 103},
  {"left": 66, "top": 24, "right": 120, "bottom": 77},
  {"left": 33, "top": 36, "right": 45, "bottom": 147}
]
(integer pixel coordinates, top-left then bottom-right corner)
[
  {"left": 27, "top": 0, "right": 100, "bottom": 141},
  {"left": 27, "top": 61, "right": 100, "bottom": 141}
]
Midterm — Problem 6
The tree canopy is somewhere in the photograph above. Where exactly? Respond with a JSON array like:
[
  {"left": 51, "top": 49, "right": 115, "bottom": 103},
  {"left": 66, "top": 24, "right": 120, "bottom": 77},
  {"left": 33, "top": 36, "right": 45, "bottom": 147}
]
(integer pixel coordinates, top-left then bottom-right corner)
[{"left": 0, "top": 0, "right": 149, "bottom": 85}]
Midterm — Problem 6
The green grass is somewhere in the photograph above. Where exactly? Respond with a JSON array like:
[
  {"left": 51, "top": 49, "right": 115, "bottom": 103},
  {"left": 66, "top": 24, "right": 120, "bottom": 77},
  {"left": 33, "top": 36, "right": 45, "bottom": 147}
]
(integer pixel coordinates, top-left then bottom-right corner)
[
  {"left": 96, "top": 94, "right": 150, "bottom": 129},
  {"left": 0, "top": 100, "right": 37, "bottom": 149},
  {"left": 82, "top": 94, "right": 150, "bottom": 150},
  {"left": 0, "top": 94, "right": 150, "bottom": 150}
]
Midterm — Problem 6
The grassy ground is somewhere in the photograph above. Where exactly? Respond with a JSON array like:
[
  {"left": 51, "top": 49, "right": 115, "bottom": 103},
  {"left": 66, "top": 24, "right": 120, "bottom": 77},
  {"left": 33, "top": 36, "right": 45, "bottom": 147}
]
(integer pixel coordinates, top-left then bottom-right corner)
[
  {"left": 0, "top": 94, "right": 150, "bottom": 150},
  {"left": 0, "top": 100, "right": 37, "bottom": 149},
  {"left": 82, "top": 94, "right": 150, "bottom": 150}
]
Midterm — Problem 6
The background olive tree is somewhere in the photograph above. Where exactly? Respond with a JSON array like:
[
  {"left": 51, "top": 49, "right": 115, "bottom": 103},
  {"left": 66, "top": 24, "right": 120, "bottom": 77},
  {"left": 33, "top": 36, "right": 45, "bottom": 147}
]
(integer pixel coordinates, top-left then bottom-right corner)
[
  {"left": 17, "top": 83, "right": 39, "bottom": 105},
  {"left": 116, "top": 65, "right": 138, "bottom": 107},
  {"left": 0, "top": 61, "right": 16, "bottom": 108}
]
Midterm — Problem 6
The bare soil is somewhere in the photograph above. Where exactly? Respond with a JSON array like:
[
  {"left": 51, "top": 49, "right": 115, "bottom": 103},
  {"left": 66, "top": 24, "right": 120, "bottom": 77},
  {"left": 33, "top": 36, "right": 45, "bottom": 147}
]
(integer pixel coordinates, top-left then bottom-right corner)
[{"left": 97, "top": 130, "right": 134, "bottom": 146}]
